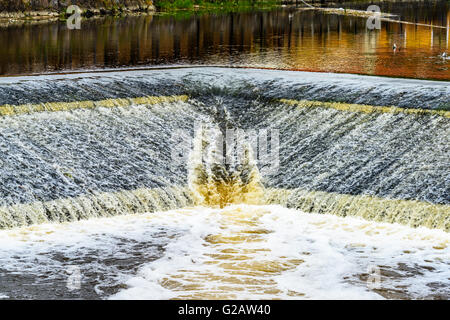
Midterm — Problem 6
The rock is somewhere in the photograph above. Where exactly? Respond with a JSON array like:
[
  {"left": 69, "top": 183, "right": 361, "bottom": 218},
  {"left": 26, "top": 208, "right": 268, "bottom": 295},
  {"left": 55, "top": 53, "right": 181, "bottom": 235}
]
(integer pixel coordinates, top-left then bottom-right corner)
[{"left": 0, "top": 1, "right": 155, "bottom": 20}]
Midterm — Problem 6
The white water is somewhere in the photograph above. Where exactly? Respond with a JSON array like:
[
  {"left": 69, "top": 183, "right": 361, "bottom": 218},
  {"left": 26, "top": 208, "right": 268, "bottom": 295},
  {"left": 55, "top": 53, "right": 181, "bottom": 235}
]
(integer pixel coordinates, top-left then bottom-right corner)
[
  {"left": 111, "top": 205, "right": 450, "bottom": 300},
  {"left": 0, "top": 205, "right": 447, "bottom": 299},
  {"left": 0, "top": 67, "right": 448, "bottom": 229},
  {"left": 0, "top": 67, "right": 448, "bottom": 299},
  {"left": 1, "top": 67, "right": 448, "bottom": 110}
]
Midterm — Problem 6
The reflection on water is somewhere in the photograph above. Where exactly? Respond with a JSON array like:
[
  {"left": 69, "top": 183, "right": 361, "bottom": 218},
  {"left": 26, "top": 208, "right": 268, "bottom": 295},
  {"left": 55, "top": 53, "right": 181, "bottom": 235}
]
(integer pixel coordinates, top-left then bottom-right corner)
[{"left": 0, "top": 1, "right": 449, "bottom": 79}]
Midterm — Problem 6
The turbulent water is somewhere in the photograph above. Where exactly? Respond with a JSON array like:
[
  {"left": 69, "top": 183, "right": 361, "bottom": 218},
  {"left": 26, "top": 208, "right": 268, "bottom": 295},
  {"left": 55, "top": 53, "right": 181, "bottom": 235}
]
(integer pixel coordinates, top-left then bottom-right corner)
[
  {"left": 0, "top": 67, "right": 448, "bottom": 229},
  {"left": 0, "top": 205, "right": 448, "bottom": 299},
  {"left": 0, "top": 67, "right": 448, "bottom": 299}
]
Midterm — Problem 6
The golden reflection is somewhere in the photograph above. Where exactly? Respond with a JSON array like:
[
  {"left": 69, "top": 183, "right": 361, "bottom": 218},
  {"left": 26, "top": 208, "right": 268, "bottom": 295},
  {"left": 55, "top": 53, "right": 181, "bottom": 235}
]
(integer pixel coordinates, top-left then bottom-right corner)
[
  {"left": 0, "top": 6, "right": 448, "bottom": 79},
  {"left": 158, "top": 206, "right": 305, "bottom": 299}
]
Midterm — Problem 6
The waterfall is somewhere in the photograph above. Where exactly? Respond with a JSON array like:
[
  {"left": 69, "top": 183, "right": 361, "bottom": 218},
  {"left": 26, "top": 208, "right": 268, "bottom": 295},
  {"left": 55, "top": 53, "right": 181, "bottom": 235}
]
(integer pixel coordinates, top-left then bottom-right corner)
[
  {"left": 265, "top": 189, "right": 449, "bottom": 231},
  {"left": 0, "top": 186, "right": 192, "bottom": 229},
  {"left": 0, "top": 93, "right": 199, "bottom": 228},
  {"left": 0, "top": 67, "right": 448, "bottom": 231},
  {"left": 188, "top": 123, "right": 264, "bottom": 208}
]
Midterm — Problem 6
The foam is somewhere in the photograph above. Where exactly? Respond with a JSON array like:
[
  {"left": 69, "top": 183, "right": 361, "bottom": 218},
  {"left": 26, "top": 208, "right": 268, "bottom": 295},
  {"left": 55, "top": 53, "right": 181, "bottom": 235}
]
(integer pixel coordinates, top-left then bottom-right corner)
[
  {"left": 0, "top": 205, "right": 447, "bottom": 299},
  {"left": 280, "top": 99, "right": 450, "bottom": 117},
  {"left": 0, "top": 186, "right": 192, "bottom": 229},
  {"left": 109, "top": 205, "right": 450, "bottom": 300},
  {"left": 0, "top": 208, "right": 194, "bottom": 298},
  {"left": 0, "top": 95, "right": 188, "bottom": 117},
  {"left": 265, "top": 188, "right": 450, "bottom": 231}
]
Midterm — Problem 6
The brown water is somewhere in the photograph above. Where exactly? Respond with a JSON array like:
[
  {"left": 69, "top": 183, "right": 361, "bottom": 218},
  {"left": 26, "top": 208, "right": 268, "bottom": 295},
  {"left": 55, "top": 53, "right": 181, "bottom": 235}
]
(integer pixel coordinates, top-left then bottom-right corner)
[{"left": 0, "top": 1, "right": 449, "bottom": 79}]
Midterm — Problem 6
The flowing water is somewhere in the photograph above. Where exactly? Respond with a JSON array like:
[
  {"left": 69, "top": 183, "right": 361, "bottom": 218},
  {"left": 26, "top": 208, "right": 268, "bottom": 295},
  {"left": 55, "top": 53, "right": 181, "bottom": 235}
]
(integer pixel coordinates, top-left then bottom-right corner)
[
  {"left": 0, "top": 0, "right": 449, "bottom": 300},
  {"left": 0, "top": 205, "right": 449, "bottom": 300},
  {"left": 0, "top": 67, "right": 448, "bottom": 299}
]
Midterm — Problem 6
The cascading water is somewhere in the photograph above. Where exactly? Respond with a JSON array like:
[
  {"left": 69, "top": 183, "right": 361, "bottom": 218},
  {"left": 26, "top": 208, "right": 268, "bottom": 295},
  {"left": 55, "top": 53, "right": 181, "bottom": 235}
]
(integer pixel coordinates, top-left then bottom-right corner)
[
  {"left": 2, "top": 67, "right": 446, "bottom": 229},
  {"left": 0, "top": 67, "right": 448, "bottom": 299},
  {"left": 188, "top": 123, "right": 264, "bottom": 208},
  {"left": 0, "top": 95, "right": 199, "bottom": 228}
]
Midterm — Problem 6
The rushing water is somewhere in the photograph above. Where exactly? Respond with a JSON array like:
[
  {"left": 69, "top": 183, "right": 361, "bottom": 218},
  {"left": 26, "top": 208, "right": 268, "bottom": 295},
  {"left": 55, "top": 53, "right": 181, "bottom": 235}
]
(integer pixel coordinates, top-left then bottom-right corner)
[
  {"left": 0, "top": 1, "right": 449, "bottom": 79},
  {"left": 0, "top": 205, "right": 448, "bottom": 300},
  {"left": 0, "top": 1, "right": 449, "bottom": 300},
  {"left": 0, "top": 67, "right": 448, "bottom": 299},
  {"left": 0, "top": 67, "right": 448, "bottom": 229}
]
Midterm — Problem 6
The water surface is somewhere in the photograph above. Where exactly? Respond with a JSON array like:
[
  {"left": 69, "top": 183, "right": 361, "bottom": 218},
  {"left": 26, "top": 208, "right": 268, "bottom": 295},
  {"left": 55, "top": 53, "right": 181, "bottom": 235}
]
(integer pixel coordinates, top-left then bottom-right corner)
[{"left": 0, "top": 1, "right": 449, "bottom": 79}]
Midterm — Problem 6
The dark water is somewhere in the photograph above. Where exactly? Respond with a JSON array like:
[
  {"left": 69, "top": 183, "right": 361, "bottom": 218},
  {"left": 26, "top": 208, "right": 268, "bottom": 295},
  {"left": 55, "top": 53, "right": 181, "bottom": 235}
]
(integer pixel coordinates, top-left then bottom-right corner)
[{"left": 0, "top": 1, "right": 449, "bottom": 79}]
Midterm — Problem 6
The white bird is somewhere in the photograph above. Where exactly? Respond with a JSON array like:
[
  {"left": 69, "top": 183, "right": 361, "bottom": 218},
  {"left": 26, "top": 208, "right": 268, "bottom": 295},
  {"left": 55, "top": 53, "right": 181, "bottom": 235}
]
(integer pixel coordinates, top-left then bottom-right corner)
[
  {"left": 393, "top": 43, "right": 397, "bottom": 51},
  {"left": 441, "top": 52, "right": 448, "bottom": 58},
  {"left": 288, "top": 13, "right": 294, "bottom": 21}
]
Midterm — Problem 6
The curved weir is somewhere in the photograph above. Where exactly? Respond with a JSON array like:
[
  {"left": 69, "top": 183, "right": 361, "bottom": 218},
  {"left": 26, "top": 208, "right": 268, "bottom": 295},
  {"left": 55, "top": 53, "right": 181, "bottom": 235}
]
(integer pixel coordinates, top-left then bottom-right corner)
[{"left": 0, "top": 67, "right": 448, "bottom": 231}]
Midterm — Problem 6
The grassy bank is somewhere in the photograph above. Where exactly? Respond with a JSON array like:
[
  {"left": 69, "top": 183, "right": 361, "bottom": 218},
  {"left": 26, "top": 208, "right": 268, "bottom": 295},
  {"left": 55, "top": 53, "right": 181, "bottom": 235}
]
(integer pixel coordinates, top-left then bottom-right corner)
[
  {"left": 0, "top": 0, "right": 283, "bottom": 21},
  {"left": 154, "top": 0, "right": 280, "bottom": 11}
]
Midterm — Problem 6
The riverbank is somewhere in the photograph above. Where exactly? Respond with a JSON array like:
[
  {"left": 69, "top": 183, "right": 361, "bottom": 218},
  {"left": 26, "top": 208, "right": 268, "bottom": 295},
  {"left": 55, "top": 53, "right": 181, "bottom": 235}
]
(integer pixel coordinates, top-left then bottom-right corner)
[
  {"left": 0, "top": 0, "right": 284, "bottom": 27},
  {"left": 155, "top": 0, "right": 279, "bottom": 11},
  {"left": 0, "top": 1, "right": 155, "bottom": 20},
  {"left": 0, "top": 0, "right": 438, "bottom": 20},
  {"left": 0, "top": 0, "right": 283, "bottom": 27},
  {"left": 0, "top": 0, "right": 282, "bottom": 20}
]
